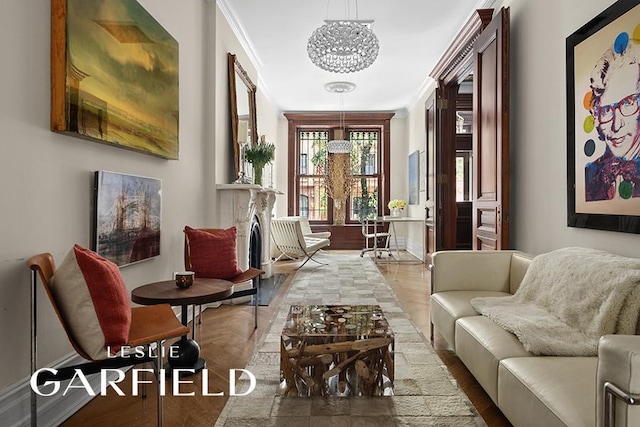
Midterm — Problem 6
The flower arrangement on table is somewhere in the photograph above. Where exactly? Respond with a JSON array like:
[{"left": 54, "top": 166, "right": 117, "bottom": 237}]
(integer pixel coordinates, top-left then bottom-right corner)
[
  {"left": 388, "top": 199, "right": 407, "bottom": 217},
  {"left": 388, "top": 199, "right": 407, "bottom": 210},
  {"left": 244, "top": 138, "right": 275, "bottom": 186}
]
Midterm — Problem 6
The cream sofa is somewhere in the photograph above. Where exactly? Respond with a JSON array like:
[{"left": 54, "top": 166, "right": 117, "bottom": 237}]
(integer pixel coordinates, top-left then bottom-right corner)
[{"left": 430, "top": 250, "right": 640, "bottom": 427}]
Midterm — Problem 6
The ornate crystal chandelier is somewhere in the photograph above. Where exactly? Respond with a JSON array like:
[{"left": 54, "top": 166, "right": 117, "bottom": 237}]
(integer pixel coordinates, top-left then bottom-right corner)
[{"left": 307, "top": 1, "right": 379, "bottom": 73}]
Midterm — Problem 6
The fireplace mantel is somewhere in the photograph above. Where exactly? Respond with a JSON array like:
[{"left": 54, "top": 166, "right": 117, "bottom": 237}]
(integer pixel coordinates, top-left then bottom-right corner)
[{"left": 217, "top": 184, "right": 283, "bottom": 278}]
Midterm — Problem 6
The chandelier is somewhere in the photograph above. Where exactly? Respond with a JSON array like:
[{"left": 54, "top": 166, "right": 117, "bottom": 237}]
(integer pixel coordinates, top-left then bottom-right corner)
[
  {"left": 307, "top": 0, "right": 379, "bottom": 74},
  {"left": 325, "top": 81, "right": 355, "bottom": 152}
]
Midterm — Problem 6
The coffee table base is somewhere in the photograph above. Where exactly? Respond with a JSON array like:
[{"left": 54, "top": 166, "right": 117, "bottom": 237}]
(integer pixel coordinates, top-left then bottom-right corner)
[{"left": 279, "top": 305, "right": 394, "bottom": 397}]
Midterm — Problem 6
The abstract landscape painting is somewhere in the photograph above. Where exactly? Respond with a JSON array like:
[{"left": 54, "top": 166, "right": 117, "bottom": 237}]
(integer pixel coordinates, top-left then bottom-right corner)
[
  {"left": 52, "top": 0, "right": 179, "bottom": 159},
  {"left": 94, "top": 171, "right": 161, "bottom": 266}
]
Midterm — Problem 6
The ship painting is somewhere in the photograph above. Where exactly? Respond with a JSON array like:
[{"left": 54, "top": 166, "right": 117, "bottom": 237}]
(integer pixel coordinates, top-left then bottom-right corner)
[{"left": 94, "top": 171, "right": 161, "bottom": 266}]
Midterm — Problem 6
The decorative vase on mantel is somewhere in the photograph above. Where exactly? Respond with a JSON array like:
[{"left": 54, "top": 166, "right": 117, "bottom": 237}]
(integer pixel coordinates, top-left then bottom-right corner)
[
  {"left": 244, "top": 135, "right": 275, "bottom": 188},
  {"left": 391, "top": 207, "right": 403, "bottom": 217},
  {"left": 253, "top": 165, "right": 264, "bottom": 186}
]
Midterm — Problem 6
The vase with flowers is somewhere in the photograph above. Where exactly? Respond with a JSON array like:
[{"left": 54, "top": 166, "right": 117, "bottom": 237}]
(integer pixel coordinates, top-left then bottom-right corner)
[
  {"left": 388, "top": 199, "right": 406, "bottom": 217},
  {"left": 244, "top": 137, "right": 275, "bottom": 186}
]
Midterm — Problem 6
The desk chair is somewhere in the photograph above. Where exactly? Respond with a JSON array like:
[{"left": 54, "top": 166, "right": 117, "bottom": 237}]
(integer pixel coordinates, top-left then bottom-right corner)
[
  {"left": 27, "top": 253, "right": 189, "bottom": 427},
  {"left": 184, "top": 228, "right": 263, "bottom": 329},
  {"left": 360, "top": 218, "right": 392, "bottom": 258}
]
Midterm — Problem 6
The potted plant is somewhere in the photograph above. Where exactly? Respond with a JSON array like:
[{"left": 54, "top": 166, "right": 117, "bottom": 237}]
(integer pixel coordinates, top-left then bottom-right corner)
[{"left": 244, "top": 138, "right": 275, "bottom": 186}]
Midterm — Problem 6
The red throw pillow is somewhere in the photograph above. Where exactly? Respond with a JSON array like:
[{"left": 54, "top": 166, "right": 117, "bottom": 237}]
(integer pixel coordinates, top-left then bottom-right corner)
[
  {"left": 50, "top": 244, "right": 131, "bottom": 360},
  {"left": 184, "top": 226, "right": 243, "bottom": 280}
]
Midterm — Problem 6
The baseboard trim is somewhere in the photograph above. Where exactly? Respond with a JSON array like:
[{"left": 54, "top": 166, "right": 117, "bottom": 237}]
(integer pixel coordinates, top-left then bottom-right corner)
[
  {"left": 0, "top": 353, "right": 119, "bottom": 427},
  {"left": 1, "top": 309, "right": 184, "bottom": 426}
]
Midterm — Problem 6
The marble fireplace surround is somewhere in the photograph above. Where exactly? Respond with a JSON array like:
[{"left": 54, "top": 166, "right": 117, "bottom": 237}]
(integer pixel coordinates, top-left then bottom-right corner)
[{"left": 217, "top": 184, "right": 282, "bottom": 279}]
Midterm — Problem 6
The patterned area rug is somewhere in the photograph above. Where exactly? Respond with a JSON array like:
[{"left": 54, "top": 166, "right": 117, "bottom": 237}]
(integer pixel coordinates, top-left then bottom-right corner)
[{"left": 215, "top": 253, "right": 486, "bottom": 426}]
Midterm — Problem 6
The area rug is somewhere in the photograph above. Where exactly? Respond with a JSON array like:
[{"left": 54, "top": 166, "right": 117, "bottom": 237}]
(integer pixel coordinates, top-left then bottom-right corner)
[
  {"left": 215, "top": 252, "right": 486, "bottom": 426},
  {"left": 256, "top": 273, "right": 288, "bottom": 306}
]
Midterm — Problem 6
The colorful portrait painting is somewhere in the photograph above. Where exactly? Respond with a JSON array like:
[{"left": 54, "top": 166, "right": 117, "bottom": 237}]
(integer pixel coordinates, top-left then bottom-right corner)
[
  {"left": 568, "top": 1, "right": 640, "bottom": 233},
  {"left": 573, "top": 3, "right": 640, "bottom": 211},
  {"left": 52, "top": 0, "right": 179, "bottom": 159},
  {"left": 94, "top": 171, "right": 162, "bottom": 266}
]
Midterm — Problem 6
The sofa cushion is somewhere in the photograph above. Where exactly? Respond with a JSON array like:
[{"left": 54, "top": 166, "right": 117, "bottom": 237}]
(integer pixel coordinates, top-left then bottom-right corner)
[
  {"left": 455, "top": 316, "right": 532, "bottom": 403},
  {"left": 303, "top": 236, "right": 330, "bottom": 252},
  {"left": 184, "top": 226, "right": 243, "bottom": 280},
  {"left": 50, "top": 244, "right": 131, "bottom": 360},
  {"left": 498, "top": 356, "right": 597, "bottom": 427},
  {"left": 430, "top": 290, "right": 509, "bottom": 350}
]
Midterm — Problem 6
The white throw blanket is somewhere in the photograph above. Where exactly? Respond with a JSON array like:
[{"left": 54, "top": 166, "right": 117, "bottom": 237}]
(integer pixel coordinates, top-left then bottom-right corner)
[{"left": 470, "top": 247, "right": 640, "bottom": 356}]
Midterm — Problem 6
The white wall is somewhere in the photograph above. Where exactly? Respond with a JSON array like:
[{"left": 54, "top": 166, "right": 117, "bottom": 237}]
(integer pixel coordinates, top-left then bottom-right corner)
[
  {"left": 504, "top": 0, "right": 639, "bottom": 256},
  {"left": 0, "top": 0, "right": 281, "bottom": 397},
  {"left": 215, "top": 6, "right": 284, "bottom": 219},
  {"left": 0, "top": 0, "right": 215, "bottom": 392}
]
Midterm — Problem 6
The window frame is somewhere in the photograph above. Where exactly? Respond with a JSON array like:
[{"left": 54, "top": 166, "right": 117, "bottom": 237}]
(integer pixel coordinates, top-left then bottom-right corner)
[{"left": 285, "top": 112, "right": 394, "bottom": 226}]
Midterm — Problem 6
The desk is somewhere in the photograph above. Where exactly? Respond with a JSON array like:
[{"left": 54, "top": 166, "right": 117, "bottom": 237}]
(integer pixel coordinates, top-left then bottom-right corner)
[
  {"left": 373, "top": 216, "right": 423, "bottom": 264},
  {"left": 131, "top": 278, "right": 234, "bottom": 373}
]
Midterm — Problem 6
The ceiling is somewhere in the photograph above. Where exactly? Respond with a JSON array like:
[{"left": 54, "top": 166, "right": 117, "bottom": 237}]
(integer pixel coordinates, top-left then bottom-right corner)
[{"left": 218, "top": 0, "right": 491, "bottom": 116}]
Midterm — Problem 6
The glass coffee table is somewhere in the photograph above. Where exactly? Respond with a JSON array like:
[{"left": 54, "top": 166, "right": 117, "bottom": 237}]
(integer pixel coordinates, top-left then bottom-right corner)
[{"left": 280, "top": 304, "right": 394, "bottom": 397}]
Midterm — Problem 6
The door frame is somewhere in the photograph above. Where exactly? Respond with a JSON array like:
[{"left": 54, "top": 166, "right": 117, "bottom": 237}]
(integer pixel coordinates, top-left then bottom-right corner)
[{"left": 426, "top": 9, "right": 494, "bottom": 258}]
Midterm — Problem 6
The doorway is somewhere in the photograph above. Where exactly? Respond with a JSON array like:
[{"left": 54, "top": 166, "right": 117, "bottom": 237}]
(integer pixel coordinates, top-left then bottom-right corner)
[{"left": 424, "top": 7, "right": 510, "bottom": 263}]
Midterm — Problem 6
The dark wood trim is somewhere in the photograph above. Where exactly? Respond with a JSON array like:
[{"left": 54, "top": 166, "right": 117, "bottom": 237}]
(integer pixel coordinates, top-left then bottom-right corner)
[
  {"left": 437, "top": 82, "right": 459, "bottom": 251},
  {"left": 430, "top": 9, "right": 493, "bottom": 85},
  {"left": 285, "top": 112, "right": 394, "bottom": 219},
  {"left": 456, "top": 93, "right": 473, "bottom": 111},
  {"left": 284, "top": 112, "right": 395, "bottom": 123}
]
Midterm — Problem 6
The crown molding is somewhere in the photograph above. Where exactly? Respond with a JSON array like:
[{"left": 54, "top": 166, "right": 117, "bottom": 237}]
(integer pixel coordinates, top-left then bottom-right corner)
[{"left": 216, "top": 0, "right": 263, "bottom": 69}]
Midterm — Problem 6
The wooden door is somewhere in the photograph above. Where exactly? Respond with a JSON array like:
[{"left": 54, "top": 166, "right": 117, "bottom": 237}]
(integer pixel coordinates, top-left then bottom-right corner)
[{"left": 472, "top": 7, "right": 510, "bottom": 250}]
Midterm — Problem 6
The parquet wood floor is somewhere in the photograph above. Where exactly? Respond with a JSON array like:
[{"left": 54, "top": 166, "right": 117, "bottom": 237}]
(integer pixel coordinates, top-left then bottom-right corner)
[{"left": 62, "top": 251, "right": 512, "bottom": 426}]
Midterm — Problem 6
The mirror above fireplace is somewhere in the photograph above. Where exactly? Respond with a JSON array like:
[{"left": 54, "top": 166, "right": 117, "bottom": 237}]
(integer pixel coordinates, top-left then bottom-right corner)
[{"left": 228, "top": 53, "right": 258, "bottom": 180}]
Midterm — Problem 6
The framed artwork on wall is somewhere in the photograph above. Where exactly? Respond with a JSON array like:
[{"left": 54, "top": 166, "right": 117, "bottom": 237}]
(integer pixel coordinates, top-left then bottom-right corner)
[
  {"left": 51, "top": 0, "right": 179, "bottom": 159},
  {"left": 408, "top": 150, "right": 420, "bottom": 205},
  {"left": 566, "top": 0, "right": 640, "bottom": 233},
  {"left": 93, "top": 171, "right": 162, "bottom": 266},
  {"left": 419, "top": 150, "right": 426, "bottom": 192}
]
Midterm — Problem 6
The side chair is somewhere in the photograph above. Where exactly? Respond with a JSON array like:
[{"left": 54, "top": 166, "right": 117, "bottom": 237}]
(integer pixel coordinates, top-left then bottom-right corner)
[
  {"left": 183, "top": 228, "right": 264, "bottom": 329},
  {"left": 27, "top": 253, "right": 189, "bottom": 427}
]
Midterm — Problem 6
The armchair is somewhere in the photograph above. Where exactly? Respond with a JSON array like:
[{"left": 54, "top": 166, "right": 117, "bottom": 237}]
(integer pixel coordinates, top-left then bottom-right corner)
[
  {"left": 271, "top": 218, "right": 330, "bottom": 269},
  {"left": 27, "top": 252, "right": 189, "bottom": 426}
]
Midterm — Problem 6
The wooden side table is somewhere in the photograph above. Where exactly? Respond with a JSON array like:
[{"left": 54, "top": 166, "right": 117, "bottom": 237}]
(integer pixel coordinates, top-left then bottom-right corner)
[{"left": 131, "top": 278, "right": 234, "bottom": 373}]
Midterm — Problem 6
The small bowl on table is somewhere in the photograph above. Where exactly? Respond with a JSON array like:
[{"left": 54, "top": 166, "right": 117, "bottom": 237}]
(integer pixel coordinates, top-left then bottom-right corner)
[{"left": 174, "top": 271, "right": 195, "bottom": 289}]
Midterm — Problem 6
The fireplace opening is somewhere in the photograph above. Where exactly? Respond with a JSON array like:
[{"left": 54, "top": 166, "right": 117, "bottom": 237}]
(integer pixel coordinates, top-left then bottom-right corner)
[{"left": 249, "top": 216, "right": 262, "bottom": 270}]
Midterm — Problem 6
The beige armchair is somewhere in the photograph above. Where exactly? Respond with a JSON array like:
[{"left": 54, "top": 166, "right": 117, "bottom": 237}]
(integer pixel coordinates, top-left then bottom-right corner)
[
  {"left": 271, "top": 218, "right": 330, "bottom": 269},
  {"left": 271, "top": 216, "right": 330, "bottom": 259}
]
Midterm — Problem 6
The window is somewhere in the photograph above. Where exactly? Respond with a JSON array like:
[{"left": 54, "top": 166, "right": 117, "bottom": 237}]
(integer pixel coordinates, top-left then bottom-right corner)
[
  {"left": 285, "top": 113, "right": 393, "bottom": 227},
  {"left": 298, "top": 131, "right": 328, "bottom": 221},
  {"left": 349, "top": 131, "right": 381, "bottom": 221},
  {"left": 296, "top": 129, "right": 382, "bottom": 223}
]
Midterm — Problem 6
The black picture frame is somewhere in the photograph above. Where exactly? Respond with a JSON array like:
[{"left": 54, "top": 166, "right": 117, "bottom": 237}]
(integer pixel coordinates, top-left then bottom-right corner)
[{"left": 566, "top": 0, "right": 640, "bottom": 234}]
